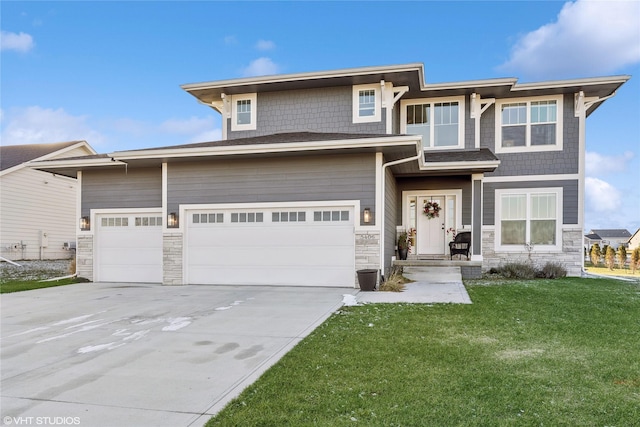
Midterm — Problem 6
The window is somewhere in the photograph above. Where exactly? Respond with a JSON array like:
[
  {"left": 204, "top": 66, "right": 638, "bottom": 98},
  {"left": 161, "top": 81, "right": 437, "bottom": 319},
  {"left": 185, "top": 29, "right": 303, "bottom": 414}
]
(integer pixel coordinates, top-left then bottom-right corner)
[
  {"left": 401, "top": 97, "right": 464, "bottom": 149},
  {"left": 313, "top": 210, "right": 349, "bottom": 222},
  {"left": 101, "top": 217, "right": 129, "bottom": 227},
  {"left": 230, "top": 93, "right": 257, "bottom": 131},
  {"left": 272, "top": 211, "right": 306, "bottom": 222},
  {"left": 230, "top": 212, "right": 264, "bottom": 223},
  {"left": 496, "top": 95, "right": 562, "bottom": 152},
  {"left": 496, "top": 188, "right": 561, "bottom": 251},
  {"left": 192, "top": 213, "right": 224, "bottom": 224},
  {"left": 352, "top": 84, "right": 381, "bottom": 123},
  {"left": 135, "top": 216, "right": 162, "bottom": 227}
]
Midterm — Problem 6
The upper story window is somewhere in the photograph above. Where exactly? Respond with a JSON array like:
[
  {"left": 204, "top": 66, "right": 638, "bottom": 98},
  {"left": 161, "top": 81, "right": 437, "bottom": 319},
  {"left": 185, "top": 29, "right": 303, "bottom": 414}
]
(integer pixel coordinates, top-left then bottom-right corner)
[
  {"left": 495, "top": 95, "right": 563, "bottom": 153},
  {"left": 400, "top": 96, "right": 465, "bottom": 149},
  {"left": 352, "top": 84, "right": 381, "bottom": 123},
  {"left": 231, "top": 93, "right": 257, "bottom": 131}
]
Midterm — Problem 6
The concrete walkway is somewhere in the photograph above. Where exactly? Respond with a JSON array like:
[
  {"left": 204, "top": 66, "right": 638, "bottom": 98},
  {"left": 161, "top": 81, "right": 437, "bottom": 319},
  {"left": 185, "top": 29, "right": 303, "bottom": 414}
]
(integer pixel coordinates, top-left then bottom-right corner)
[{"left": 357, "top": 266, "right": 472, "bottom": 304}]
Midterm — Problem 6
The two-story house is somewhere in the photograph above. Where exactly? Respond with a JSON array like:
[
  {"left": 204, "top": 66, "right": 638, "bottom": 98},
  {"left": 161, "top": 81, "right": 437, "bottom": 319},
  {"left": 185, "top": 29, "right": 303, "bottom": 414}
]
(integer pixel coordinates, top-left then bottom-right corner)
[{"left": 34, "top": 63, "right": 629, "bottom": 286}]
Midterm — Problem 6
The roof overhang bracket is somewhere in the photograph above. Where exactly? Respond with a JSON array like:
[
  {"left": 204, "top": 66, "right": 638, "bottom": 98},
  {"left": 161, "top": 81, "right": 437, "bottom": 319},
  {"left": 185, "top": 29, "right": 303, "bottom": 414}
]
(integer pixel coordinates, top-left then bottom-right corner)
[
  {"left": 470, "top": 93, "right": 495, "bottom": 119},
  {"left": 575, "top": 90, "right": 616, "bottom": 117}
]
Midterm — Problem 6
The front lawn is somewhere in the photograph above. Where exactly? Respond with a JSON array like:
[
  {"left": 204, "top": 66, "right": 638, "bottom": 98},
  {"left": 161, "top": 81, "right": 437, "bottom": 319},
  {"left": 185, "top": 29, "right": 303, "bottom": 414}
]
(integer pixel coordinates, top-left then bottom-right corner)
[
  {"left": 208, "top": 277, "right": 640, "bottom": 426},
  {"left": 0, "top": 277, "right": 83, "bottom": 294}
]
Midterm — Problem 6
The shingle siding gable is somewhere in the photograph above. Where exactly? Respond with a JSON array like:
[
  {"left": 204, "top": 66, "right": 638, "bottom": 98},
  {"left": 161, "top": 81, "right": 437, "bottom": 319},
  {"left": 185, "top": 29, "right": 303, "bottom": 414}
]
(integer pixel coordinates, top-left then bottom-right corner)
[{"left": 227, "top": 87, "right": 386, "bottom": 139}]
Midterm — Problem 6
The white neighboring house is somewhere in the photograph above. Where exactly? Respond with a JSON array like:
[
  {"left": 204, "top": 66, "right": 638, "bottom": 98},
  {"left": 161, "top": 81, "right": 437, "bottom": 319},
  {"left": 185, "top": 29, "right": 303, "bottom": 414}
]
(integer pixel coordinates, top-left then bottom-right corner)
[
  {"left": 628, "top": 228, "right": 640, "bottom": 251},
  {"left": 0, "top": 141, "right": 96, "bottom": 261}
]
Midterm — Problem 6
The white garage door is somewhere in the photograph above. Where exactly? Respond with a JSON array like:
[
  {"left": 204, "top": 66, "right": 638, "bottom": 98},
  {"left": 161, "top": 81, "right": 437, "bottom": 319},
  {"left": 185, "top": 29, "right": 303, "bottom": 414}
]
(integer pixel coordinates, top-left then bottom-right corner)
[
  {"left": 186, "top": 206, "right": 355, "bottom": 287},
  {"left": 95, "top": 213, "right": 163, "bottom": 283}
]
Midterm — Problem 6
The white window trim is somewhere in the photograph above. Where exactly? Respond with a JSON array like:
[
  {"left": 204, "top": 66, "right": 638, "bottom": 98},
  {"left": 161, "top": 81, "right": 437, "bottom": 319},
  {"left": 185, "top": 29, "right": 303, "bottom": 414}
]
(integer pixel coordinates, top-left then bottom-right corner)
[
  {"left": 495, "top": 94, "right": 563, "bottom": 153},
  {"left": 494, "top": 187, "right": 563, "bottom": 252},
  {"left": 230, "top": 93, "right": 257, "bottom": 131},
  {"left": 399, "top": 96, "right": 465, "bottom": 150},
  {"left": 352, "top": 84, "right": 381, "bottom": 123}
]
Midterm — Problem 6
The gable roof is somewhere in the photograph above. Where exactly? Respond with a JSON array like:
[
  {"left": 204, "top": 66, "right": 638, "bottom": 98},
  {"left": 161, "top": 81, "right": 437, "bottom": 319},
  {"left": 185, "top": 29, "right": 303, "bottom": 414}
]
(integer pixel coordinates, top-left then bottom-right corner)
[
  {"left": 589, "top": 229, "right": 632, "bottom": 238},
  {"left": 1, "top": 141, "right": 96, "bottom": 173}
]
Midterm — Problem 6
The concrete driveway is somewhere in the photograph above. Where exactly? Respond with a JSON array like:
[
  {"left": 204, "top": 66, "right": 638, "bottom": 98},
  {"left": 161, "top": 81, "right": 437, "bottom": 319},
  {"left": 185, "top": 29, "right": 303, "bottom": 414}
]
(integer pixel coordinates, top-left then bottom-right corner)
[{"left": 1, "top": 282, "right": 354, "bottom": 427}]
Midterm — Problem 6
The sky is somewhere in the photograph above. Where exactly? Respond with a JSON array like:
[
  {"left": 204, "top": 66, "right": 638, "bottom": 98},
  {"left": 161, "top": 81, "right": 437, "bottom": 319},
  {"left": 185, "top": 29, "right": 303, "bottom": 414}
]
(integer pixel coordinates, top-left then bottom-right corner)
[{"left": 1, "top": 0, "right": 639, "bottom": 233}]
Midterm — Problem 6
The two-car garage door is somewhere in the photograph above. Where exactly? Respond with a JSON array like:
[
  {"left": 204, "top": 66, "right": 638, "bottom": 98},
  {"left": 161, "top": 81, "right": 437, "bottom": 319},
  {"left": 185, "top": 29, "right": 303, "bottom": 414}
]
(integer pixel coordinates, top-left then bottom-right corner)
[
  {"left": 185, "top": 206, "right": 355, "bottom": 287},
  {"left": 94, "top": 205, "right": 356, "bottom": 287}
]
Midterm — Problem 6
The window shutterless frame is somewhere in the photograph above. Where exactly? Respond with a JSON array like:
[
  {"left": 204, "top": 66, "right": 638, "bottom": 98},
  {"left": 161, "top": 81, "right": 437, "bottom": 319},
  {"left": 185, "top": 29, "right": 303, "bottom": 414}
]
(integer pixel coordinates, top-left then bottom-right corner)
[
  {"left": 495, "top": 94, "right": 563, "bottom": 153},
  {"left": 230, "top": 93, "right": 257, "bottom": 131}
]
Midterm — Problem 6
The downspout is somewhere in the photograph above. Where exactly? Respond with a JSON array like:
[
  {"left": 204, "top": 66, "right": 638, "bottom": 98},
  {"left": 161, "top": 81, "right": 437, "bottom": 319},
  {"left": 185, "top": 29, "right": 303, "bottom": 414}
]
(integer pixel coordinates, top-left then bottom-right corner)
[{"left": 379, "top": 141, "right": 423, "bottom": 274}]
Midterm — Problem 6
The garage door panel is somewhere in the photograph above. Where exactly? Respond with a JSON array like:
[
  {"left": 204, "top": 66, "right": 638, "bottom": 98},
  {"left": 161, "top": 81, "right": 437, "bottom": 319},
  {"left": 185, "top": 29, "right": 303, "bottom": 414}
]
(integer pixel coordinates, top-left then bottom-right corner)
[
  {"left": 189, "top": 246, "right": 354, "bottom": 268},
  {"left": 188, "top": 265, "right": 353, "bottom": 286},
  {"left": 96, "top": 214, "right": 162, "bottom": 283},
  {"left": 186, "top": 206, "right": 356, "bottom": 287}
]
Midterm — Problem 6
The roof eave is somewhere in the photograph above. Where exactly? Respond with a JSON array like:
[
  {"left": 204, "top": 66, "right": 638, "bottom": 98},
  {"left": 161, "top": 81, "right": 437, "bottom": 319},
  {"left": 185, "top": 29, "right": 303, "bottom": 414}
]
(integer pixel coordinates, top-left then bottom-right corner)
[{"left": 111, "top": 135, "right": 422, "bottom": 161}]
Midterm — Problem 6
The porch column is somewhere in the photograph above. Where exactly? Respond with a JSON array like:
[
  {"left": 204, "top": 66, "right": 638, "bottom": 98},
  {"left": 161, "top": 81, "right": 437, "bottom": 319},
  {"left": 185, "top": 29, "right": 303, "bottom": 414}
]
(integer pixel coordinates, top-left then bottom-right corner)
[{"left": 471, "top": 173, "right": 484, "bottom": 260}]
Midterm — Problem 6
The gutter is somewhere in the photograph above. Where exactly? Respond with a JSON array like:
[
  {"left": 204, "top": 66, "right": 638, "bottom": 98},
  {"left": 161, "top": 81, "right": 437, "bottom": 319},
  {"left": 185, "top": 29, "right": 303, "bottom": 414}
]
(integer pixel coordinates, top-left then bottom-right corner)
[{"left": 379, "top": 142, "right": 424, "bottom": 274}]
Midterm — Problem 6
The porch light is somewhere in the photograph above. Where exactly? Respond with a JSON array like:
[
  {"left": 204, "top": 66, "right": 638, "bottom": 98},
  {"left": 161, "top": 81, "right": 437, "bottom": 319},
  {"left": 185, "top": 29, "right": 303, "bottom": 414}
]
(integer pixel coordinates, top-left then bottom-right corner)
[
  {"left": 80, "top": 216, "right": 90, "bottom": 231},
  {"left": 168, "top": 212, "right": 178, "bottom": 228},
  {"left": 363, "top": 208, "right": 371, "bottom": 223}
]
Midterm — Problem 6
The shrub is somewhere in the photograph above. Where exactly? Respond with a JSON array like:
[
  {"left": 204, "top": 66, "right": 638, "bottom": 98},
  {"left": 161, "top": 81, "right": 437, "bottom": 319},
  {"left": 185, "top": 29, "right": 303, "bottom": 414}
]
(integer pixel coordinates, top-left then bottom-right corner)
[
  {"left": 617, "top": 245, "right": 627, "bottom": 270},
  {"left": 496, "top": 262, "right": 537, "bottom": 279},
  {"left": 380, "top": 266, "right": 410, "bottom": 292},
  {"left": 537, "top": 262, "right": 567, "bottom": 279},
  {"left": 605, "top": 245, "right": 616, "bottom": 270},
  {"left": 590, "top": 243, "right": 602, "bottom": 267}
]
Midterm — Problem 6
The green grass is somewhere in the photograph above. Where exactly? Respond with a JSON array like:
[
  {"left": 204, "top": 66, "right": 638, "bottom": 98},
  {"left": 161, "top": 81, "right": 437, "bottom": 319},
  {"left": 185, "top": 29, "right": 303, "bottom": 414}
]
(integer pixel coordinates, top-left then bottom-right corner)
[
  {"left": 0, "top": 277, "right": 84, "bottom": 294},
  {"left": 207, "top": 277, "right": 640, "bottom": 426}
]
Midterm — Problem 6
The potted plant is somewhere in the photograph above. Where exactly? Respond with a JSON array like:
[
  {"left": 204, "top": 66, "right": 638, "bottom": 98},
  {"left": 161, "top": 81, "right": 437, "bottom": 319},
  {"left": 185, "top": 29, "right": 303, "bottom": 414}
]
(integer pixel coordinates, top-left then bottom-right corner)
[{"left": 397, "top": 231, "right": 409, "bottom": 260}]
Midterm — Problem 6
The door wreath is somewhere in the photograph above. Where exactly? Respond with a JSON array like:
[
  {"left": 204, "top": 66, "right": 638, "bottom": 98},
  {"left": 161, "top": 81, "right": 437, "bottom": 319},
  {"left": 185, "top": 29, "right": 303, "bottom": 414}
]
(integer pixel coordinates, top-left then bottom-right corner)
[{"left": 423, "top": 200, "right": 441, "bottom": 219}]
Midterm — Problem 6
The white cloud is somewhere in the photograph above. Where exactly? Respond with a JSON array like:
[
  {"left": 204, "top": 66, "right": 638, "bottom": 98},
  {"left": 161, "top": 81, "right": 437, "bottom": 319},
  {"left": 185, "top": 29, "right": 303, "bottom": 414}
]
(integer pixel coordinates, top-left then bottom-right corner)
[
  {"left": 585, "top": 177, "right": 622, "bottom": 213},
  {"left": 242, "top": 57, "right": 279, "bottom": 77},
  {"left": 1, "top": 30, "right": 35, "bottom": 53},
  {"left": 256, "top": 39, "right": 275, "bottom": 51},
  {"left": 0, "top": 106, "right": 104, "bottom": 146},
  {"left": 585, "top": 151, "right": 635, "bottom": 176},
  {"left": 499, "top": 0, "right": 640, "bottom": 79}
]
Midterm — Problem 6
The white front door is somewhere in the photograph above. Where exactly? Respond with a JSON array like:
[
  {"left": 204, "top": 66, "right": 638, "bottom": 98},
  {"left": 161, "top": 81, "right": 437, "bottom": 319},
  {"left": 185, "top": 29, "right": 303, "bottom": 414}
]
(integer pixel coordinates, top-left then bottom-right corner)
[{"left": 417, "top": 196, "right": 446, "bottom": 255}]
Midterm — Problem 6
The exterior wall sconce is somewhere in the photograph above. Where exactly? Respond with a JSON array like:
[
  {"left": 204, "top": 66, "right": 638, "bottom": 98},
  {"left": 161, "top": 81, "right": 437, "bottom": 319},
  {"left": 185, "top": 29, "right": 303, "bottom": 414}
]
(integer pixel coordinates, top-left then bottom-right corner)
[
  {"left": 363, "top": 208, "right": 371, "bottom": 224},
  {"left": 80, "top": 216, "right": 90, "bottom": 231},
  {"left": 168, "top": 212, "right": 179, "bottom": 228}
]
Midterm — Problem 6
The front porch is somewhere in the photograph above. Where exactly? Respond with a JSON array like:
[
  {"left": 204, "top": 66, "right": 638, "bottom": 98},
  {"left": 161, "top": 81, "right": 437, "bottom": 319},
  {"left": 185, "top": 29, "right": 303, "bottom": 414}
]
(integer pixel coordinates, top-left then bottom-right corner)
[{"left": 393, "top": 258, "right": 482, "bottom": 279}]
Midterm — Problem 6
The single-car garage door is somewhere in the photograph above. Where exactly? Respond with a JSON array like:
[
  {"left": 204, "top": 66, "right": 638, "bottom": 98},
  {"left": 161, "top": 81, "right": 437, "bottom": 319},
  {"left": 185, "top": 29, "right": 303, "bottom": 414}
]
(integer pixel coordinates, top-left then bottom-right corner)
[
  {"left": 95, "top": 212, "right": 163, "bottom": 283},
  {"left": 186, "top": 205, "right": 355, "bottom": 286}
]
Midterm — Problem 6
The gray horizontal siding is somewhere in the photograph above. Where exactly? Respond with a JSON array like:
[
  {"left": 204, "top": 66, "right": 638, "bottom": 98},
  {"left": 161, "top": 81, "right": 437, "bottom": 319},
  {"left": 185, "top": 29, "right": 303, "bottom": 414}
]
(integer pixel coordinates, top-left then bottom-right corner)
[
  {"left": 483, "top": 180, "right": 579, "bottom": 225},
  {"left": 483, "top": 94, "right": 580, "bottom": 176},
  {"left": 81, "top": 167, "right": 162, "bottom": 216},
  {"left": 227, "top": 87, "right": 386, "bottom": 139},
  {"left": 395, "top": 176, "right": 473, "bottom": 225},
  {"left": 167, "top": 153, "right": 377, "bottom": 225}
]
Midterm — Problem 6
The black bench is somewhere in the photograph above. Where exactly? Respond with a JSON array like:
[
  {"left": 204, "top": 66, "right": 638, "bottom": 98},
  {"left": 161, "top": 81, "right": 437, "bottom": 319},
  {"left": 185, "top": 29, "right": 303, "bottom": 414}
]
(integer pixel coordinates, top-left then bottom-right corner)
[{"left": 449, "top": 231, "right": 471, "bottom": 260}]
